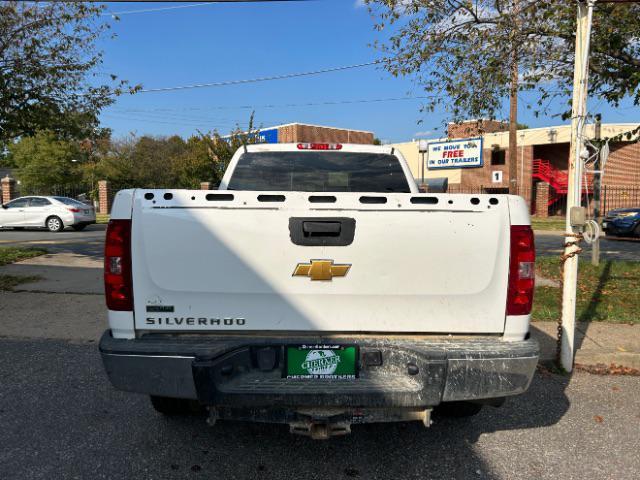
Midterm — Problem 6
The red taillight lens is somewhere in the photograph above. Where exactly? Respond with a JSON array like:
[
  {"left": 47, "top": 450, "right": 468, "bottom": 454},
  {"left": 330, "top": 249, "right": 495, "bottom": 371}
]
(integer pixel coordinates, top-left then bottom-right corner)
[
  {"left": 67, "top": 208, "right": 80, "bottom": 213},
  {"left": 297, "top": 143, "right": 342, "bottom": 150},
  {"left": 507, "top": 225, "right": 535, "bottom": 315},
  {"left": 104, "top": 219, "right": 133, "bottom": 311}
]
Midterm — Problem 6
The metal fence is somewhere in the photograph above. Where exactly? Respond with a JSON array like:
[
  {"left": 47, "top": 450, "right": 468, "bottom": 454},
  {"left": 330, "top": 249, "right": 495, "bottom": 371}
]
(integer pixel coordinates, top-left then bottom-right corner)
[
  {"left": 600, "top": 186, "right": 640, "bottom": 213},
  {"left": 15, "top": 184, "right": 94, "bottom": 203},
  {"left": 547, "top": 185, "right": 640, "bottom": 217}
]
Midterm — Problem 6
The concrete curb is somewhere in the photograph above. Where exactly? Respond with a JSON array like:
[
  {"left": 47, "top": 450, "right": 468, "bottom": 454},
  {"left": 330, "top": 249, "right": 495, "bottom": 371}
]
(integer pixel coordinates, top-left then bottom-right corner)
[{"left": 532, "top": 321, "right": 640, "bottom": 370}]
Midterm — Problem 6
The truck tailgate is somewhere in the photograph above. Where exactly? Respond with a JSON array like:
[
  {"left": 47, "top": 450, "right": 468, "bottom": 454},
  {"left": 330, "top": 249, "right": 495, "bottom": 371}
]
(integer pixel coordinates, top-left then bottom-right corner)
[{"left": 131, "top": 190, "right": 512, "bottom": 334}]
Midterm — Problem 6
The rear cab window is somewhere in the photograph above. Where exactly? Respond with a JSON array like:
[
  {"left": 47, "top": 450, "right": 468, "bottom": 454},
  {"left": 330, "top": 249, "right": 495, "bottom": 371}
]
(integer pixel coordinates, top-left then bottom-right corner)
[{"left": 227, "top": 151, "right": 411, "bottom": 193}]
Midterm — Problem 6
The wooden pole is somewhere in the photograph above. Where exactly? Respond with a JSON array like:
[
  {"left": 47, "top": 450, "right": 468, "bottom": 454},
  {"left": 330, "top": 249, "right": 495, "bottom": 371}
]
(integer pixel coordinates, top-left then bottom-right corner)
[{"left": 508, "top": 0, "right": 520, "bottom": 195}]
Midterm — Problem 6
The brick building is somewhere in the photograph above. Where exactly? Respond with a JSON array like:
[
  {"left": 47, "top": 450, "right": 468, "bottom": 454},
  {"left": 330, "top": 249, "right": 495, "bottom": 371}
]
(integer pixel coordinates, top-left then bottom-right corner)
[
  {"left": 243, "top": 123, "right": 374, "bottom": 145},
  {"left": 391, "top": 120, "right": 640, "bottom": 216}
]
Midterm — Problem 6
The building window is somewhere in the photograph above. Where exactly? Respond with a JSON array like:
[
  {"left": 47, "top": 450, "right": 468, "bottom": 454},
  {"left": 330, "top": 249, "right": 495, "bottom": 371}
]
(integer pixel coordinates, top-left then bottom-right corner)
[{"left": 491, "top": 149, "right": 506, "bottom": 165}]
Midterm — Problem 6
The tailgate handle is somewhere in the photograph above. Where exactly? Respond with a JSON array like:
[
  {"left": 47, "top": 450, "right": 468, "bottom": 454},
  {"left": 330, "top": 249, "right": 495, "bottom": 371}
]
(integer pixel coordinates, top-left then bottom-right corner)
[
  {"left": 302, "top": 221, "right": 341, "bottom": 237},
  {"left": 289, "top": 217, "right": 356, "bottom": 246}
]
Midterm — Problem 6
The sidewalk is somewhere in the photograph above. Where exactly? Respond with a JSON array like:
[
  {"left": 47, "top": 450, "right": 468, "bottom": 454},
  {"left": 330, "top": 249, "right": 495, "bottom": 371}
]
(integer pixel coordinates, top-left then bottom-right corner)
[
  {"left": 532, "top": 321, "right": 640, "bottom": 370},
  {"left": 0, "top": 252, "right": 102, "bottom": 294}
]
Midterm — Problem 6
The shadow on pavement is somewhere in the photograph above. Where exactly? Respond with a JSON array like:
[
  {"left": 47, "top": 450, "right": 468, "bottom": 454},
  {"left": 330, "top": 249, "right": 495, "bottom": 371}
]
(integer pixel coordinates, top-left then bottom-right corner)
[
  {"left": 575, "top": 260, "right": 612, "bottom": 351},
  {"left": 0, "top": 338, "right": 573, "bottom": 480},
  {"left": 136, "top": 370, "right": 571, "bottom": 480}
]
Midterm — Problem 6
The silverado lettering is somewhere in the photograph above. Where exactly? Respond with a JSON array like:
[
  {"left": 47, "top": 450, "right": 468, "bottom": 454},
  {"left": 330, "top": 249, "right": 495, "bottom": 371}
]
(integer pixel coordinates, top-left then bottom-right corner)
[{"left": 145, "top": 317, "right": 246, "bottom": 326}]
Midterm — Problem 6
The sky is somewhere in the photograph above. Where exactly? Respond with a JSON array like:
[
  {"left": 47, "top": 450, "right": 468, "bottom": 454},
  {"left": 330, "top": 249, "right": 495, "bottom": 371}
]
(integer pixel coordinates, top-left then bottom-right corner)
[{"left": 97, "top": 0, "right": 640, "bottom": 143}]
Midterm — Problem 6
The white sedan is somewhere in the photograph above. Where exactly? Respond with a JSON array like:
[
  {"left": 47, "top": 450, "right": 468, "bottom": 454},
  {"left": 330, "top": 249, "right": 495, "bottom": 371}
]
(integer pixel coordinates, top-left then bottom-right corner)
[{"left": 0, "top": 196, "right": 96, "bottom": 232}]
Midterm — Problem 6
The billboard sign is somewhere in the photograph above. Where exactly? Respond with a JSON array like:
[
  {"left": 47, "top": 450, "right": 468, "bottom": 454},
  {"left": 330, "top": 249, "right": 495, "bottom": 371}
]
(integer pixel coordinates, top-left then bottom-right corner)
[
  {"left": 221, "top": 127, "right": 278, "bottom": 144},
  {"left": 427, "top": 137, "right": 483, "bottom": 170},
  {"left": 258, "top": 128, "right": 278, "bottom": 143}
]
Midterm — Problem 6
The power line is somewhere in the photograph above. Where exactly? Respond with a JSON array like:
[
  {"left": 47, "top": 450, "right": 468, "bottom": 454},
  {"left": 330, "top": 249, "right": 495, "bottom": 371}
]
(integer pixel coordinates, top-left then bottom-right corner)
[
  {"left": 136, "top": 61, "right": 383, "bottom": 93},
  {"left": 103, "top": 2, "right": 215, "bottom": 16},
  {"left": 102, "top": 113, "right": 287, "bottom": 129},
  {"left": 114, "top": 95, "right": 434, "bottom": 114},
  {"left": 103, "top": 0, "right": 314, "bottom": 17},
  {"left": 102, "top": 113, "right": 234, "bottom": 128}
]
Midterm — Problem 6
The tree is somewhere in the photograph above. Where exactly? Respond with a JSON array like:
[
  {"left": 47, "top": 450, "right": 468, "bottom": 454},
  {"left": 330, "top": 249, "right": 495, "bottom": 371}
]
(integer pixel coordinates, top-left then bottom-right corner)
[
  {"left": 197, "top": 111, "right": 263, "bottom": 183},
  {"left": 171, "top": 136, "right": 221, "bottom": 189},
  {"left": 8, "top": 131, "right": 82, "bottom": 193},
  {"left": 0, "top": 2, "right": 136, "bottom": 147},
  {"left": 96, "top": 135, "right": 184, "bottom": 189},
  {"left": 365, "top": 1, "right": 640, "bottom": 129},
  {"left": 94, "top": 114, "right": 262, "bottom": 190}
]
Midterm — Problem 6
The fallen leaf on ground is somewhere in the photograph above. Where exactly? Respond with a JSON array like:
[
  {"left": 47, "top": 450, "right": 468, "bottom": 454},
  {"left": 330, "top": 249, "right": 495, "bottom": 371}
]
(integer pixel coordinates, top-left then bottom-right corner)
[
  {"left": 594, "top": 415, "right": 604, "bottom": 423},
  {"left": 574, "top": 363, "right": 640, "bottom": 376}
]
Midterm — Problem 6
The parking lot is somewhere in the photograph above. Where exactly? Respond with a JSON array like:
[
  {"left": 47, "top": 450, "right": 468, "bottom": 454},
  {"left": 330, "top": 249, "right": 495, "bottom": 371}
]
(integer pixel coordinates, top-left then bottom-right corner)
[
  {"left": 1, "top": 335, "right": 638, "bottom": 480},
  {"left": 1, "top": 226, "right": 639, "bottom": 479}
]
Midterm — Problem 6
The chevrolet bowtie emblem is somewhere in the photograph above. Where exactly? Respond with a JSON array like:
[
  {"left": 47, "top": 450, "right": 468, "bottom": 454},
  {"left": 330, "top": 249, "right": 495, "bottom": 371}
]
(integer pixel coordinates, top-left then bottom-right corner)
[{"left": 293, "top": 260, "right": 351, "bottom": 281}]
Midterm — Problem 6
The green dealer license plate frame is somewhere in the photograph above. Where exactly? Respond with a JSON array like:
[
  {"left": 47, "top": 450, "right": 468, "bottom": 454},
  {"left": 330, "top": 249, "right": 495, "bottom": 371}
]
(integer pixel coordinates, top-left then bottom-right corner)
[{"left": 285, "top": 344, "right": 359, "bottom": 379}]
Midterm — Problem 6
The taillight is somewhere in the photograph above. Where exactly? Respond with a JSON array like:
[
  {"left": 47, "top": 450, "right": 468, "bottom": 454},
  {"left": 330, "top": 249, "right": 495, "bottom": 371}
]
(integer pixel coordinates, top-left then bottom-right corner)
[
  {"left": 297, "top": 143, "right": 342, "bottom": 150},
  {"left": 67, "top": 208, "right": 80, "bottom": 213},
  {"left": 506, "top": 225, "right": 535, "bottom": 315},
  {"left": 104, "top": 219, "right": 133, "bottom": 311}
]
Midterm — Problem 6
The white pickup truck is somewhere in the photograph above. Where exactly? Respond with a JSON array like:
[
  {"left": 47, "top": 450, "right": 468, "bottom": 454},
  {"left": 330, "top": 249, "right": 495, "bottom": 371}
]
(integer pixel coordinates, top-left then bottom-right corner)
[{"left": 100, "top": 142, "right": 538, "bottom": 438}]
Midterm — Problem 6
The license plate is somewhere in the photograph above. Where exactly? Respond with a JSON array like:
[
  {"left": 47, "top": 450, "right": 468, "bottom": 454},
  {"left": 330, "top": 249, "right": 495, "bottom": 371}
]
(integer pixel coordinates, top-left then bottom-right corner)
[
  {"left": 84, "top": 210, "right": 90, "bottom": 214},
  {"left": 285, "top": 345, "right": 358, "bottom": 379}
]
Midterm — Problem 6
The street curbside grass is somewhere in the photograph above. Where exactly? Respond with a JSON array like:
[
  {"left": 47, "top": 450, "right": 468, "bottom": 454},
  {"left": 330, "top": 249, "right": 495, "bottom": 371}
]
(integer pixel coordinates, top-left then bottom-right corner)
[
  {"left": 0, "top": 247, "right": 48, "bottom": 266},
  {"left": 533, "top": 257, "right": 640, "bottom": 324}
]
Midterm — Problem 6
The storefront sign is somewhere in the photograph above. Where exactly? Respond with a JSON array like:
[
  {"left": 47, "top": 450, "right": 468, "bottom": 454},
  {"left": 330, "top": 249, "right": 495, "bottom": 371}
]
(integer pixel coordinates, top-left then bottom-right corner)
[{"left": 427, "top": 137, "right": 483, "bottom": 170}]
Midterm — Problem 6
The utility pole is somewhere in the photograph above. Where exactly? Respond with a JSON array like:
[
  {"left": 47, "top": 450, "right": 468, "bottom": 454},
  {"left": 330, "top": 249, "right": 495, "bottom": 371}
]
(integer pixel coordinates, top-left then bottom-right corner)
[
  {"left": 591, "top": 114, "right": 602, "bottom": 266},
  {"left": 508, "top": 0, "right": 520, "bottom": 195},
  {"left": 560, "top": 0, "right": 595, "bottom": 372}
]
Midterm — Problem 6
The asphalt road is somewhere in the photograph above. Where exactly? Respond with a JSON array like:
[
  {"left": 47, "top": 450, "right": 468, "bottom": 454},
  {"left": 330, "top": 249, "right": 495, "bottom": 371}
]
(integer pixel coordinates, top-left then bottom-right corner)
[
  {"left": 0, "top": 224, "right": 105, "bottom": 258},
  {"left": 535, "top": 231, "right": 640, "bottom": 261},
  {"left": 0, "top": 338, "right": 638, "bottom": 480}
]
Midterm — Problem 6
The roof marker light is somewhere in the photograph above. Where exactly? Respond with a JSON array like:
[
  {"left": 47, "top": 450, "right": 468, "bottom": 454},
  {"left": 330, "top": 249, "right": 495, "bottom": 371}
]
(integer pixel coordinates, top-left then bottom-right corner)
[{"left": 297, "top": 143, "right": 342, "bottom": 150}]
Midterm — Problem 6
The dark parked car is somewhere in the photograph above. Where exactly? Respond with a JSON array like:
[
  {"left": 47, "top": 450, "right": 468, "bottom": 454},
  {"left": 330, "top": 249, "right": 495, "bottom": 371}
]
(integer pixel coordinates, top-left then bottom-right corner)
[{"left": 602, "top": 208, "right": 640, "bottom": 238}]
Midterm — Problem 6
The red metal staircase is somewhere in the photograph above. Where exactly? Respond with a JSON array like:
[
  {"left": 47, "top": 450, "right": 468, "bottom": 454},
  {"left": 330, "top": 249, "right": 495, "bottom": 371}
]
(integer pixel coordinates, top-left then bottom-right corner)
[{"left": 532, "top": 159, "right": 593, "bottom": 208}]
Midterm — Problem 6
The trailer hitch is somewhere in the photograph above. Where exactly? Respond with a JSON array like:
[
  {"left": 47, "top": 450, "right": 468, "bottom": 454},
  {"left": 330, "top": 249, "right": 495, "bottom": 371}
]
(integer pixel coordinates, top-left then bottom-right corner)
[{"left": 289, "top": 421, "right": 351, "bottom": 440}]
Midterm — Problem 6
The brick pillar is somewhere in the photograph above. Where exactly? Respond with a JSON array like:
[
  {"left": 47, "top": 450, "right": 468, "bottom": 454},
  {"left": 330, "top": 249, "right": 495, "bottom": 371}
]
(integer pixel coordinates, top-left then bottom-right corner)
[
  {"left": 200, "top": 182, "right": 211, "bottom": 190},
  {"left": 1, "top": 175, "right": 17, "bottom": 204},
  {"left": 98, "top": 180, "right": 111, "bottom": 214},
  {"left": 535, "top": 182, "right": 549, "bottom": 218}
]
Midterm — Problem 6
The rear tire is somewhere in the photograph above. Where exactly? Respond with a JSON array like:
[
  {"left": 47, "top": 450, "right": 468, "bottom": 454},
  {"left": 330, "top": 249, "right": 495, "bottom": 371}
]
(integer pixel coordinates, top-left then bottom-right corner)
[
  {"left": 634, "top": 224, "right": 640, "bottom": 238},
  {"left": 71, "top": 224, "right": 87, "bottom": 231},
  {"left": 435, "top": 401, "right": 483, "bottom": 418},
  {"left": 150, "top": 395, "right": 205, "bottom": 416},
  {"left": 46, "top": 216, "right": 63, "bottom": 232}
]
